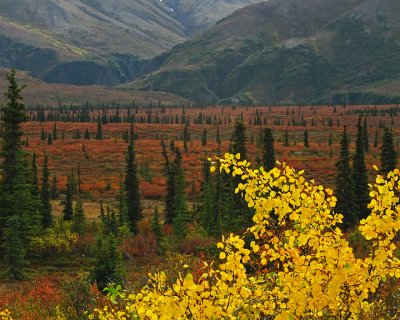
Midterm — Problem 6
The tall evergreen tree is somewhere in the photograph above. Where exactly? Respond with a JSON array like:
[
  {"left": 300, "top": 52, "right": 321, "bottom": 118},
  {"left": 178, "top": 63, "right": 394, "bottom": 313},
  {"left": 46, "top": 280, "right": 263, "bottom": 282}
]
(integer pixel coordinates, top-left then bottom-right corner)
[
  {"left": 52, "top": 122, "right": 58, "bottom": 140},
  {"left": 63, "top": 175, "right": 73, "bottom": 221},
  {"left": 162, "top": 141, "right": 176, "bottom": 225},
  {"left": 304, "top": 130, "right": 309, "bottom": 148},
  {"left": 0, "top": 69, "right": 40, "bottom": 279},
  {"left": 352, "top": 116, "right": 370, "bottom": 220},
  {"left": 51, "top": 173, "right": 58, "bottom": 199},
  {"left": 47, "top": 132, "right": 52, "bottom": 145},
  {"left": 172, "top": 148, "right": 189, "bottom": 239},
  {"left": 72, "top": 197, "right": 86, "bottom": 235},
  {"left": 335, "top": 127, "right": 357, "bottom": 229},
  {"left": 124, "top": 134, "right": 142, "bottom": 234},
  {"left": 231, "top": 120, "right": 247, "bottom": 159},
  {"left": 363, "top": 117, "right": 369, "bottom": 152},
  {"left": 201, "top": 128, "right": 207, "bottom": 146},
  {"left": 95, "top": 121, "right": 103, "bottom": 140},
  {"left": 262, "top": 128, "right": 275, "bottom": 171},
  {"left": 31, "top": 152, "right": 39, "bottom": 196},
  {"left": 380, "top": 127, "right": 397, "bottom": 176},
  {"left": 40, "top": 154, "right": 52, "bottom": 228},
  {"left": 151, "top": 206, "right": 164, "bottom": 254}
]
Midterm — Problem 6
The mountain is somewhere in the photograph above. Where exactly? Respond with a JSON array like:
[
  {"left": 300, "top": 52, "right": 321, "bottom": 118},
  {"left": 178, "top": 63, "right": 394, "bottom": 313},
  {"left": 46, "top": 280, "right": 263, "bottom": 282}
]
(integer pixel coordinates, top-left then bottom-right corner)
[
  {"left": 0, "top": 0, "right": 264, "bottom": 86},
  {"left": 126, "top": 0, "right": 400, "bottom": 105},
  {"left": 164, "top": 0, "right": 265, "bottom": 36},
  {"left": 0, "top": 68, "right": 187, "bottom": 106}
]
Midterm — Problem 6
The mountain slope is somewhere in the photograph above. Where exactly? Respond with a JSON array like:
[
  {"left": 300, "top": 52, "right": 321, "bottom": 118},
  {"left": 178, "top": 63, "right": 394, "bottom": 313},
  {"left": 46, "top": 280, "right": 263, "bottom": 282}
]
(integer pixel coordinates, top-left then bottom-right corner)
[
  {"left": 127, "top": 0, "right": 400, "bottom": 104},
  {"left": 0, "top": 0, "right": 266, "bottom": 87}
]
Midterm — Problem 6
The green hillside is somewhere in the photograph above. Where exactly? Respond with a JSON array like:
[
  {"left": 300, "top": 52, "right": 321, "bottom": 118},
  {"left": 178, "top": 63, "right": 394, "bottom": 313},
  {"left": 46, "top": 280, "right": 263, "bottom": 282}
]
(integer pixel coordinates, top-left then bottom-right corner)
[{"left": 126, "top": 0, "right": 400, "bottom": 105}]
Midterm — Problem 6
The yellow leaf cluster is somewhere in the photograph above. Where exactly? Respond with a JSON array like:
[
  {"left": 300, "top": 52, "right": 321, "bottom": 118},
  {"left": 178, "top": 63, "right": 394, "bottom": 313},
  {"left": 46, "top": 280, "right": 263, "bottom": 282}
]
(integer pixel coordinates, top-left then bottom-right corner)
[
  {"left": 90, "top": 153, "right": 400, "bottom": 319},
  {"left": 0, "top": 310, "right": 13, "bottom": 320}
]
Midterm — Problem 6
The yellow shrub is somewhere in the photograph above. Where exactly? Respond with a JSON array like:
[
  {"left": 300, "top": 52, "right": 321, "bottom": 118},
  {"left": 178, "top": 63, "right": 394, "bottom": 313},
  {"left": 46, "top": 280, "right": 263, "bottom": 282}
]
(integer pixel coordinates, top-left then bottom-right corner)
[
  {"left": 90, "top": 153, "right": 400, "bottom": 319},
  {"left": 0, "top": 309, "right": 13, "bottom": 320}
]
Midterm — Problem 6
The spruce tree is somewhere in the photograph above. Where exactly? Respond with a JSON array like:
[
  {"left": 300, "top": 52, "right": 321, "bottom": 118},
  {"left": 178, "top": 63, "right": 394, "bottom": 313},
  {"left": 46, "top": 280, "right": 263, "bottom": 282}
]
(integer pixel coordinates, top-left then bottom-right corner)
[
  {"left": 151, "top": 206, "right": 164, "bottom": 254},
  {"left": 352, "top": 116, "right": 370, "bottom": 220},
  {"left": 31, "top": 152, "right": 39, "bottom": 196},
  {"left": 63, "top": 175, "right": 73, "bottom": 221},
  {"left": 262, "top": 128, "right": 275, "bottom": 171},
  {"left": 172, "top": 148, "right": 189, "bottom": 239},
  {"left": 93, "top": 234, "right": 123, "bottom": 290},
  {"left": 40, "top": 154, "right": 52, "bottom": 228},
  {"left": 304, "top": 130, "right": 309, "bottom": 148},
  {"left": 201, "top": 128, "right": 207, "bottom": 146},
  {"left": 335, "top": 127, "right": 357, "bottom": 229},
  {"left": 0, "top": 69, "right": 40, "bottom": 279},
  {"left": 47, "top": 132, "right": 52, "bottom": 145},
  {"left": 124, "top": 135, "right": 142, "bottom": 234},
  {"left": 363, "top": 117, "right": 369, "bottom": 152},
  {"left": 72, "top": 197, "right": 86, "bottom": 235},
  {"left": 231, "top": 120, "right": 247, "bottom": 159},
  {"left": 52, "top": 122, "right": 58, "bottom": 140},
  {"left": 84, "top": 128, "right": 90, "bottom": 140},
  {"left": 95, "top": 121, "right": 103, "bottom": 140},
  {"left": 380, "top": 127, "right": 397, "bottom": 176},
  {"left": 162, "top": 141, "right": 176, "bottom": 225},
  {"left": 51, "top": 173, "right": 58, "bottom": 199}
]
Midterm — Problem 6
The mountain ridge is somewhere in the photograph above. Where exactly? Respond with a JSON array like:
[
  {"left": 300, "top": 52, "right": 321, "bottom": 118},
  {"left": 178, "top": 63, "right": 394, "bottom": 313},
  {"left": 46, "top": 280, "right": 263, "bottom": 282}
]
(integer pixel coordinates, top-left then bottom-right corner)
[{"left": 125, "top": 0, "right": 400, "bottom": 105}]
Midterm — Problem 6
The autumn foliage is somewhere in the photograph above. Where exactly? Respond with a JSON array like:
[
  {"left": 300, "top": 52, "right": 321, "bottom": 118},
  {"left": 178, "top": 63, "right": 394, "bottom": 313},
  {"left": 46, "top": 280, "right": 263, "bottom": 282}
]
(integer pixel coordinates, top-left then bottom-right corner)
[{"left": 89, "top": 153, "right": 400, "bottom": 319}]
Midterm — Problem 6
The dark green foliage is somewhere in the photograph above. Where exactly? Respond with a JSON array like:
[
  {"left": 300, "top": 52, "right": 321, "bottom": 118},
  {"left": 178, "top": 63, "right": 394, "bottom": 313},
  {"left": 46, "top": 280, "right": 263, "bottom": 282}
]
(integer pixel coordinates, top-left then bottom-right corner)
[
  {"left": 40, "top": 129, "right": 46, "bottom": 141},
  {"left": 162, "top": 142, "right": 176, "bottom": 225},
  {"left": 380, "top": 127, "right": 397, "bottom": 176},
  {"left": 352, "top": 116, "right": 370, "bottom": 220},
  {"left": 216, "top": 125, "right": 221, "bottom": 144},
  {"left": 284, "top": 129, "right": 289, "bottom": 147},
  {"left": 363, "top": 117, "right": 369, "bottom": 152},
  {"left": 63, "top": 175, "right": 73, "bottom": 221},
  {"left": 201, "top": 128, "right": 207, "bottom": 146},
  {"left": 0, "top": 69, "right": 41, "bottom": 279},
  {"left": 95, "top": 121, "right": 103, "bottom": 140},
  {"left": 151, "top": 207, "right": 164, "bottom": 254},
  {"left": 93, "top": 234, "right": 123, "bottom": 291},
  {"left": 335, "top": 127, "right": 357, "bottom": 229},
  {"left": 51, "top": 173, "right": 58, "bottom": 199},
  {"left": 124, "top": 135, "right": 142, "bottom": 234},
  {"left": 84, "top": 129, "right": 90, "bottom": 140},
  {"left": 31, "top": 152, "right": 39, "bottom": 196},
  {"left": 40, "top": 154, "right": 52, "bottom": 228},
  {"left": 304, "top": 130, "right": 309, "bottom": 148},
  {"left": 2, "top": 215, "right": 27, "bottom": 280},
  {"left": 230, "top": 120, "right": 247, "bottom": 159},
  {"left": 52, "top": 122, "right": 58, "bottom": 140},
  {"left": 72, "top": 198, "right": 86, "bottom": 235},
  {"left": 172, "top": 148, "right": 189, "bottom": 239},
  {"left": 262, "top": 128, "right": 275, "bottom": 171},
  {"left": 373, "top": 130, "right": 378, "bottom": 148},
  {"left": 47, "top": 132, "right": 52, "bottom": 145}
]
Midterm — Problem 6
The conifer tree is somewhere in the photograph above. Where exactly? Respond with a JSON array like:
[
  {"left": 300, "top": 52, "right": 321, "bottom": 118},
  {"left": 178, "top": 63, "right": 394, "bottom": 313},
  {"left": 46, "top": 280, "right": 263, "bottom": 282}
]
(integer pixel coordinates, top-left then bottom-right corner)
[
  {"left": 124, "top": 134, "right": 142, "bottom": 234},
  {"left": 352, "top": 116, "right": 370, "bottom": 220},
  {"left": 231, "top": 120, "right": 247, "bottom": 159},
  {"left": 335, "top": 127, "right": 357, "bottom": 229},
  {"left": 0, "top": 69, "right": 40, "bottom": 279},
  {"left": 216, "top": 125, "right": 221, "bottom": 144},
  {"left": 304, "top": 130, "right": 309, "bottom": 148},
  {"left": 84, "top": 128, "right": 90, "bottom": 140},
  {"left": 52, "top": 122, "right": 58, "bottom": 140},
  {"left": 31, "top": 152, "right": 39, "bottom": 196},
  {"left": 380, "top": 127, "right": 397, "bottom": 176},
  {"left": 162, "top": 142, "right": 176, "bottom": 225},
  {"left": 40, "top": 129, "right": 46, "bottom": 141},
  {"left": 151, "top": 206, "right": 164, "bottom": 254},
  {"left": 201, "top": 128, "right": 207, "bottom": 146},
  {"left": 47, "top": 132, "right": 52, "bottom": 145},
  {"left": 262, "top": 128, "right": 275, "bottom": 171},
  {"left": 93, "top": 234, "right": 123, "bottom": 290},
  {"left": 95, "top": 121, "right": 103, "bottom": 140},
  {"left": 363, "top": 117, "right": 369, "bottom": 152},
  {"left": 40, "top": 154, "right": 52, "bottom": 228},
  {"left": 284, "top": 129, "right": 289, "bottom": 147},
  {"left": 373, "top": 130, "right": 378, "bottom": 148},
  {"left": 172, "top": 148, "right": 189, "bottom": 239},
  {"left": 63, "top": 175, "right": 73, "bottom": 221},
  {"left": 72, "top": 197, "right": 86, "bottom": 235},
  {"left": 51, "top": 173, "right": 58, "bottom": 199}
]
